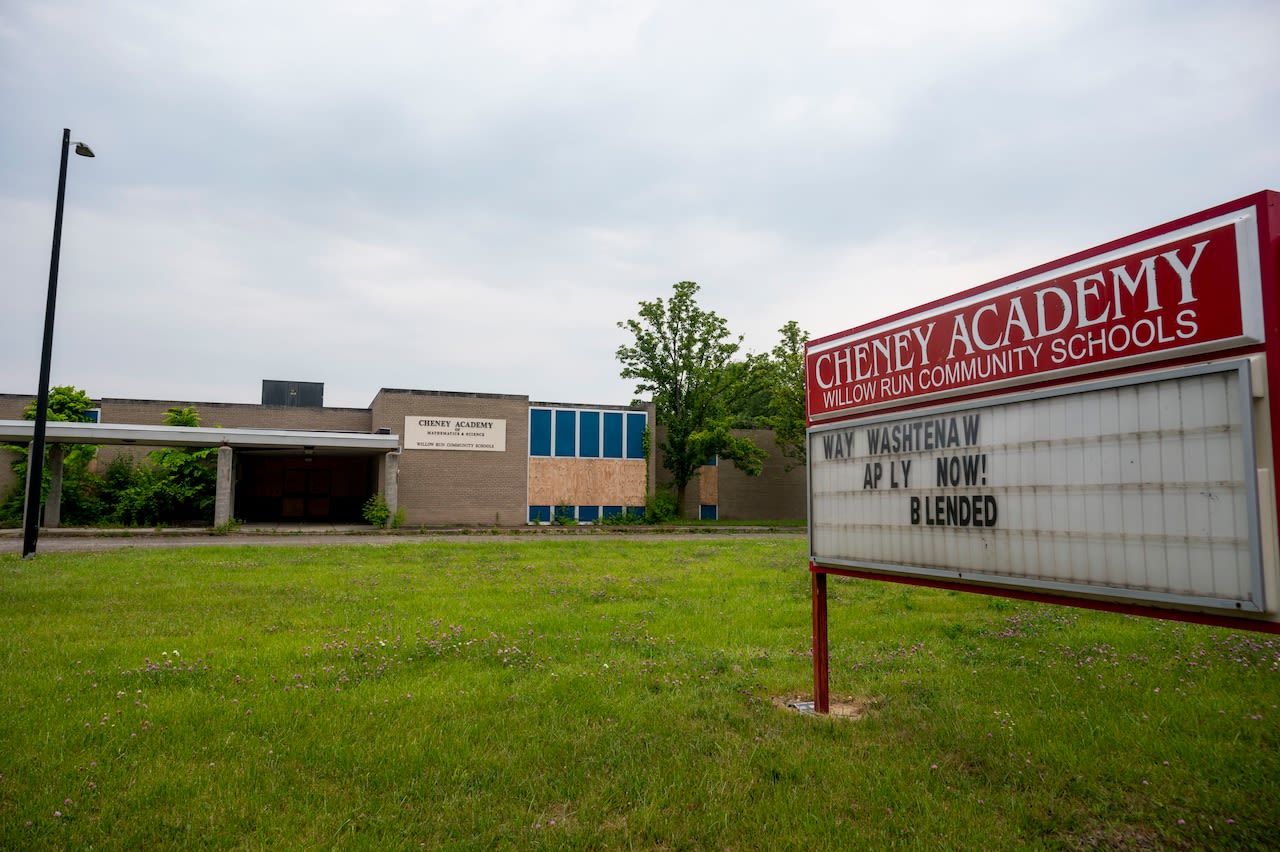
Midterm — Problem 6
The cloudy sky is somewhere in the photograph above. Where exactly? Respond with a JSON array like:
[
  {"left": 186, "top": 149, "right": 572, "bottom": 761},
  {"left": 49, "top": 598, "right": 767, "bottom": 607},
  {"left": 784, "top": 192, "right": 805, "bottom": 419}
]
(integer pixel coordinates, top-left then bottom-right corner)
[{"left": 2, "top": 1, "right": 1277, "bottom": 410}]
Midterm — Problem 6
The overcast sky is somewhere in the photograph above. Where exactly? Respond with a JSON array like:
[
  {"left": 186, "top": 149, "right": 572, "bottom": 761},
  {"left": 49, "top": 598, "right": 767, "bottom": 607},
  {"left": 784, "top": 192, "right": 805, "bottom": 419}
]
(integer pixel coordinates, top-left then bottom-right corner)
[{"left": 2, "top": 1, "right": 1277, "bottom": 410}]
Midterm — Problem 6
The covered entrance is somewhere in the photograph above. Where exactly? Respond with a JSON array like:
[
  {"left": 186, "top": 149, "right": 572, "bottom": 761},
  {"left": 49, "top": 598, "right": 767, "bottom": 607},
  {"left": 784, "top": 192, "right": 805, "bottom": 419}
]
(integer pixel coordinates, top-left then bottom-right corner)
[
  {"left": 236, "top": 454, "right": 376, "bottom": 523},
  {"left": 0, "top": 420, "right": 401, "bottom": 530}
]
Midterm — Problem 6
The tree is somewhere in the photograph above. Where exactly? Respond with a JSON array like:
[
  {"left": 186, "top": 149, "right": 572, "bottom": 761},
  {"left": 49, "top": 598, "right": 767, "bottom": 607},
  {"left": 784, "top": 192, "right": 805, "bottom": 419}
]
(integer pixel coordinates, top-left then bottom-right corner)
[
  {"left": 1, "top": 386, "right": 98, "bottom": 527},
  {"left": 22, "top": 385, "right": 95, "bottom": 423},
  {"left": 762, "top": 320, "right": 808, "bottom": 470},
  {"left": 616, "top": 281, "right": 767, "bottom": 516},
  {"left": 721, "top": 356, "right": 773, "bottom": 428}
]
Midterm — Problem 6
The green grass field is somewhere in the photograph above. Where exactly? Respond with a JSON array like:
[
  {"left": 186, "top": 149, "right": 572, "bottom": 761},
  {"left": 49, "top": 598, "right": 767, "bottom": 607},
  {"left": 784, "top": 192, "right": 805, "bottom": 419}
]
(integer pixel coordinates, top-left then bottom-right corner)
[{"left": 2, "top": 537, "right": 1277, "bottom": 849}]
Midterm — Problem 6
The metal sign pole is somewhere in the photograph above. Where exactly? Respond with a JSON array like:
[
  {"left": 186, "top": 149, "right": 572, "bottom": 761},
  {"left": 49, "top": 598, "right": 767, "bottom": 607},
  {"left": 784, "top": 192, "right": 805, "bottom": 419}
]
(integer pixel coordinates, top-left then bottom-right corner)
[{"left": 811, "top": 568, "right": 829, "bottom": 714}]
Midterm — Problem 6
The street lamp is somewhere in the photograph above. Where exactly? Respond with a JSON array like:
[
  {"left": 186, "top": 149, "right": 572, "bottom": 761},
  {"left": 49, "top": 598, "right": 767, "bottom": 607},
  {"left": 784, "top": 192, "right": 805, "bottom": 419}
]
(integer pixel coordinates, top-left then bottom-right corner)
[{"left": 22, "top": 128, "right": 95, "bottom": 558}]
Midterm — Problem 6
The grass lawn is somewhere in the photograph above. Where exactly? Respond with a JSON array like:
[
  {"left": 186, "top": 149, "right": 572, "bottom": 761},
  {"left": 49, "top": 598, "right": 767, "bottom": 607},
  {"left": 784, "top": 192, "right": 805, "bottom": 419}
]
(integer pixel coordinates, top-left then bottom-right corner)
[{"left": 2, "top": 537, "right": 1277, "bottom": 849}]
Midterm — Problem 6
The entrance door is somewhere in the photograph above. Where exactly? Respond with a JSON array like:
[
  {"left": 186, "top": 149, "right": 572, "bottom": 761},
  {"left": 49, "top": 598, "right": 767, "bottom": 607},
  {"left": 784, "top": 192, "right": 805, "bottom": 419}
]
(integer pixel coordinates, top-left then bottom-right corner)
[
  {"left": 282, "top": 467, "right": 332, "bottom": 520},
  {"left": 237, "top": 455, "right": 373, "bottom": 523}
]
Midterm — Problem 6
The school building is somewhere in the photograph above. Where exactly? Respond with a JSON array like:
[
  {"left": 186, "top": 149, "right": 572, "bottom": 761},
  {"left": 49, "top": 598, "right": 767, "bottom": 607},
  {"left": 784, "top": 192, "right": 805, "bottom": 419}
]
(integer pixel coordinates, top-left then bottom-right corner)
[{"left": 0, "top": 381, "right": 805, "bottom": 528}]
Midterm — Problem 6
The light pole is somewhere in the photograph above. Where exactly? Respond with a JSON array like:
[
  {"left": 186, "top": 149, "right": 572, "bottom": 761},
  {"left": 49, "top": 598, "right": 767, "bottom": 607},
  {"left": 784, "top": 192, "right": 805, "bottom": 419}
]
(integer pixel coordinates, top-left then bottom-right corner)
[{"left": 22, "top": 128, "right": 94, "bottom": 558}]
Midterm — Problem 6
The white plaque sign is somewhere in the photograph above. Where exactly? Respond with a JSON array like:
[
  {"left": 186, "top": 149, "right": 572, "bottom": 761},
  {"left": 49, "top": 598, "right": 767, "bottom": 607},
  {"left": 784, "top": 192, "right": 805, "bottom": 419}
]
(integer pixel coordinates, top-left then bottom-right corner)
[{"left": 404, "top": 416, "right": 507, "bottom": 452}]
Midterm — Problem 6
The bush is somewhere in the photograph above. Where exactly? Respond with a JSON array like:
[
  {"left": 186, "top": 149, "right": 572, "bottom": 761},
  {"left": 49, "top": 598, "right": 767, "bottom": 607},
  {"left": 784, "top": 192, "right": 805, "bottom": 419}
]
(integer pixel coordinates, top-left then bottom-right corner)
[
  {"left": 112, "top": 448, "right": 216, "bottom": 527},
  {"left": 645, "top": 489, "right": 679, "bottom": 524},
  {"left": 599, "top": 509, "right": 645, "bottom": 526},
  {"left": 362, "top": 494, "right": 391, "bottom": 527}
]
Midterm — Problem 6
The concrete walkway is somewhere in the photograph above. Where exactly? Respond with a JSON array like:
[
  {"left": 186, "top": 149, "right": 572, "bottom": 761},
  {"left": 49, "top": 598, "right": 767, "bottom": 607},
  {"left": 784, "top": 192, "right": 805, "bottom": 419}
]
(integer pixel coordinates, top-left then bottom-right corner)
[{"left": 0, "top": 523, "right": 806, "bottom": 554}]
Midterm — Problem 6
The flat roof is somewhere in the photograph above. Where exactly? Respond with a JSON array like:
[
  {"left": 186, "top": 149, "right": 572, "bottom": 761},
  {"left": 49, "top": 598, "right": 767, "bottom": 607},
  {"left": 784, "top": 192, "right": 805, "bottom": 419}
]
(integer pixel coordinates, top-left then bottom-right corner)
[{"left": 0, "top": 420, "right": 401, "bottom": 453}]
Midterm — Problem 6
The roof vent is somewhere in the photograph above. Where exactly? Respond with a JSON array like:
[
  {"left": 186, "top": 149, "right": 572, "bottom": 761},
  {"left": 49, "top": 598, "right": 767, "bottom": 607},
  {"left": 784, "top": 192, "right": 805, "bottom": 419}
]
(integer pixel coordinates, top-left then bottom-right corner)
[{"left": 262, "top": 380, "right": 324, "bottom": 408}]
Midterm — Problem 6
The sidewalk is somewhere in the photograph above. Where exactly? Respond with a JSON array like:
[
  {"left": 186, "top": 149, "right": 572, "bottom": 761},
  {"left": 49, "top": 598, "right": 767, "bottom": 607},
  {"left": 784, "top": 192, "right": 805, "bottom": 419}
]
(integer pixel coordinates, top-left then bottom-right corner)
[{"left": 0, "top": 522, "right": 806, "bottom": 554}]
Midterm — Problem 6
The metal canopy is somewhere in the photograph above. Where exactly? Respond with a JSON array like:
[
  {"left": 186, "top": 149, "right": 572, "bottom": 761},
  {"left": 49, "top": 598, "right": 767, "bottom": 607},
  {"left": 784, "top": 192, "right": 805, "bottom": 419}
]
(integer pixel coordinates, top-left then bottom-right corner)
[{"left": 0, "top": 420, "right": 401, "bottom": 454}]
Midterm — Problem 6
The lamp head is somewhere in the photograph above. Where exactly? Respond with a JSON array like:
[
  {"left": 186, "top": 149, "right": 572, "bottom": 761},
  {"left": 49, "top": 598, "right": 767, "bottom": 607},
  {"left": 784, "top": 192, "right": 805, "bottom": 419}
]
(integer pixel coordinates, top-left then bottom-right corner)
[{"left": 74, "top": 142, "right": 95, "bottom": 158}]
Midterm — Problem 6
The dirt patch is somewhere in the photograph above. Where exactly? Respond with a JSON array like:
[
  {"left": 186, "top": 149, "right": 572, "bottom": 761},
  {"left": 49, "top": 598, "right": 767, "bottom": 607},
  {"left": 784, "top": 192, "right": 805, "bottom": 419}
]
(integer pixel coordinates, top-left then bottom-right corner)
[{"left": 775, "top": 695, "right": 875, "bottom": 720}]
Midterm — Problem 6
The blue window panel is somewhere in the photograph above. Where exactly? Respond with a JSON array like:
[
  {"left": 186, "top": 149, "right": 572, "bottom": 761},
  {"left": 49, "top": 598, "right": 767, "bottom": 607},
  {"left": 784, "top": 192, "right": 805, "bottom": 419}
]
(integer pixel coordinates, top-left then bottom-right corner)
[
  {"left": 626, "top": 506, "right": 645, "bottom": 519},
  {"left": 555, "top": 410, "right": 577, "bottom": 457},
  {"left": 529, "top": 409, "right": 552, "bottom": 457},
  {"left": 529, "top": 505, "right": 551, "bottom": 523},
  {"left": 603, "top": 412, "right": 624, "bottom": 458},
  {"left": 705, "top": 454, "right": 718, "bottom": 466},
  {"left": 602, "top": 505, "right": 623, "bottom": 518},
  {"left": 578, "top": 505, "right": 600, "bottom": 523},
  {"left": 554, "top": 504, "right": 576, "bottom": 522},
  {"left": 625, "top": 412, "right": 646, "bottom": 459},
  {"left": 700, "top": 504, "right": 718, "bottom": 521},
  {"left": 579, "top": 411, "right": 600, "bottom": 458}
]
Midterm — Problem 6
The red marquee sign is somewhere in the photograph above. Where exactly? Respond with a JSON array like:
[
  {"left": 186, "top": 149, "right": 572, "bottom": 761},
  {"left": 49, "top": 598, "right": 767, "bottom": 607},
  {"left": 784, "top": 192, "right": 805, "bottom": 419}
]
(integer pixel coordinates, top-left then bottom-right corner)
[
  {"left": 807, "top": 209, "right": 1266, "bottom": 419},
  {"left": 805, "top": 190, "right": 1280, "bottom": 713}
]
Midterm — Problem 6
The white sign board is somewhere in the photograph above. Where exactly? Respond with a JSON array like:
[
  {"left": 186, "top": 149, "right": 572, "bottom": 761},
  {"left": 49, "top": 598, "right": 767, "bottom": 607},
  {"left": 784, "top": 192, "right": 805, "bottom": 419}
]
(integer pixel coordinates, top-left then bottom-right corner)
[
  {"left": 809, "top": 361, "right": 1266, "bottom": 613},
  {"left": 404, "top": 416, "right": 507, "bottom": 452}
]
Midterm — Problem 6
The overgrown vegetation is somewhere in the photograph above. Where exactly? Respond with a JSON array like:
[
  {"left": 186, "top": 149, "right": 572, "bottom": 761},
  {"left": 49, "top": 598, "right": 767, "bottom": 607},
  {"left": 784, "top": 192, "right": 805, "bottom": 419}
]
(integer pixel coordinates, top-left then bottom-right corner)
[
  {"left": 362, "top": 493, "right": 391, "bottom": 527},
  {"left": 0, "top": 398, "right": 217, "bottom": 528},
  {"left": 644, "top": 487, "right": 679, "bottom": 522},
  {"left": 1, "top": 538, "right": 1275, "bottom": 849},
  {"left": 761, "top": 320, "right": 808, "bottom": 470},
  {"left": 616, "top": 281, "right": 771, "bottom": 516},
  {"left": 0, "top": 386, "right": 99, "bottom": 526},
  {"left": 362, "top": 495, "right": 405, "bottom": 529},
  {"left": 616, "top": 283, "right": 809, "bottom": 515}
]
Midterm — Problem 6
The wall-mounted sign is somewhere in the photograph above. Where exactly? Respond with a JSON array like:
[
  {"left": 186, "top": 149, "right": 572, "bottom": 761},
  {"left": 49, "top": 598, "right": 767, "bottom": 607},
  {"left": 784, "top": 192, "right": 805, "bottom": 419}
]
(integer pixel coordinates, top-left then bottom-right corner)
[
  {"left": 810, "top": 361, "right": 1265, "bottom": 613},
  {"left": 404, "top": 416, "right": 506, "bottom": 452},
  {"left": 807, "top": 209, "right": 1265, "bottom": 420}
]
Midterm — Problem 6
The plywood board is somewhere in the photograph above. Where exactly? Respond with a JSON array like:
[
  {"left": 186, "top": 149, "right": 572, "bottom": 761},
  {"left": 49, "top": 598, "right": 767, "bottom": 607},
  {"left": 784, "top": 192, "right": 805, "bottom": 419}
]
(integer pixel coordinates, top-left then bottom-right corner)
[{"left": 529, "top": 458, "right": 647, "bottom": 505}]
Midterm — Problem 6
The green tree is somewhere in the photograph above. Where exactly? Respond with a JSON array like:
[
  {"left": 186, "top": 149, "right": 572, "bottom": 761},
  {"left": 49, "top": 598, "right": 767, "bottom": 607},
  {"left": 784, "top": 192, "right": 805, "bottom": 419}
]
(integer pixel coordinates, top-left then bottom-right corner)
[
  {"left": 762, "top": 320, "right": 808, "bottom": 470},
  {"left": 616, "top": 281, "right": 767, "bottom": 517},
  {"left": 22, "top": 385, "right": 95, "bottom": 423},
  {"left": 0, "top": 386, "right": 100, "bottom": 527},
  {"left": 721, "top": 356, "right": 773, "bottom": 428}
]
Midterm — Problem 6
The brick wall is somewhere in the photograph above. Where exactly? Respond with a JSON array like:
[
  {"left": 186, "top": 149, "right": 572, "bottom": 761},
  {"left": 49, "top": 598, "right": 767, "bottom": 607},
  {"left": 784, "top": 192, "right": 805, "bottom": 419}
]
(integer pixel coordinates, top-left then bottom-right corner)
[
  {"left": 371, "top": 389, "right": 530, "bottom": 527},
  {"left": 99, "top": 398, "right": 371, "bottom": 431},
  {"left": 1, "top": 396, "right": 29, "bottom": 500},
  {"left": 0, "top": 448, "right": 16, "bottom": 500},
  {"left": 715, "top": 429, "right": 806, "bottom": 520},
  {"left": 655, "top": 426, "right": 806, "bottom": 521},
  {"left": 0, "top": 394, "right": 31, "bottom": 420}
]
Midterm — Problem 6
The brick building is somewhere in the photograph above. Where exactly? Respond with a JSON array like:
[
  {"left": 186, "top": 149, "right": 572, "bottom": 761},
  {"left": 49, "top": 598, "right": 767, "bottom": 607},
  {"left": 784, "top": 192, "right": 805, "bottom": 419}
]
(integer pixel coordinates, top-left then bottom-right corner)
[{"left": 0, "top": 382, "right": 805, "bottom": 528}]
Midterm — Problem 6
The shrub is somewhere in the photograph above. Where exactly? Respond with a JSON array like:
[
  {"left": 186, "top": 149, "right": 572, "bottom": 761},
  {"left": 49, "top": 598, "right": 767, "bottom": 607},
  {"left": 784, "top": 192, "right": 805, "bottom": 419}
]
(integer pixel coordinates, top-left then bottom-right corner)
[
  {"left": 112, "top": 447, "right": 216, "bottom": 527},
  {"left": 362, "top": 494, "right": 391, "bottom": 527},
  {"left": 552, "top": 502, "right": 576, "bottom": 525},
  {"left": 599, "top": 509, "right": 645, "bottom": 526},
  {"left": 645, "top": 489, "right": 679, "bottom": 523}
]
